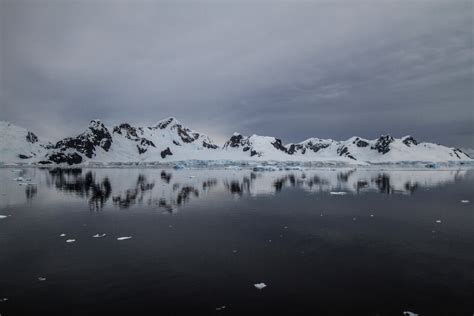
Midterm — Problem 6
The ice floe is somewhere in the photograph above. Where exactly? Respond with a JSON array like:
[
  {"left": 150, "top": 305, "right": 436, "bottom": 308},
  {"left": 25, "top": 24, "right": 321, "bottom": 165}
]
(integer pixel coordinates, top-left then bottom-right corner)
[
  {"left": 66, "top": 239, "right": 76, "bottom": 243},
  {"left": 461, "top": 200, "right": 470, "bottom": 203},
  {"left": 435, "top": 220, "right": 442, "bottom": 223},
  {"left": 92, "top": 233, "right": 107, "bottom": 238},
  {"left": 215, "top": 305, "right": 226, "bottom": 311},
  {"left": 330, "top": 191, "right": 347, "bottom": 195},
  {"left": 403, "top": 312, "right": 418, "bottom": 316},
  {"left": 254, "top": 283, "right": 267, "bottom": 290},
  {"left": 0, "top": 297, "right": 8, "bottom": 302},
  {"left": 117, "top": 236, "right": 132, "bottom": 241},
  {"left": 0, "top": 215, "right": 9, "bottom": 219},
  {"left": 59, "top": 233, "right": 66, "bottom": 237},
  {"left": 38, "top": 277, "right": 46, "bottom": 281}
]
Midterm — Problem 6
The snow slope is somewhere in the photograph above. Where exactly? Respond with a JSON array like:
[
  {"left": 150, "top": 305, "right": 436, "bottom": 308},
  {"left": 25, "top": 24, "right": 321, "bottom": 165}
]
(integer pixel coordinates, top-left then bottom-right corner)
[
  {"left": 0, "top": 121, "right": 50, "bottom": 163},
  {"left": 0, "top": 118, "right": 471, "bottom": 165}
]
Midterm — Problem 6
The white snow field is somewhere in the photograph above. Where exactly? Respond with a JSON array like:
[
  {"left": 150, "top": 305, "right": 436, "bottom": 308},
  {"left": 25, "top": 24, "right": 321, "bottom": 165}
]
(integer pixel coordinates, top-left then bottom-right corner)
[{"left": 0, "top": 118, "right": 471, "bottom": 166}]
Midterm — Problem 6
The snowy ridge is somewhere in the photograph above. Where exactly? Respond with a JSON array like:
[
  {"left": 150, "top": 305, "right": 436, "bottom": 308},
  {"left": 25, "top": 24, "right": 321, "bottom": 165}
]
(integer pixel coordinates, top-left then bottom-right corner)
[{"left": 0, "top": 118, "right": 471, "bottom": 165}]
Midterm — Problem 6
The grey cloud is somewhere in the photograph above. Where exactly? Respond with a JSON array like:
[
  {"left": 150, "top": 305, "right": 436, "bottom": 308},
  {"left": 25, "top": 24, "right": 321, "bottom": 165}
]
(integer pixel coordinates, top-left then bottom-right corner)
[{"left": 1, "top": 0, "right": 472, "bottom": 148}]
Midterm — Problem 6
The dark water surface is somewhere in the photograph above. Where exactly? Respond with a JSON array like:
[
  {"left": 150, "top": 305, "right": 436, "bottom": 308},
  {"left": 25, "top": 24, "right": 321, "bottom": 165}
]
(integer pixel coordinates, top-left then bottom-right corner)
[{"left": 0, "top": 167, "right": 473, "bottom": 315}]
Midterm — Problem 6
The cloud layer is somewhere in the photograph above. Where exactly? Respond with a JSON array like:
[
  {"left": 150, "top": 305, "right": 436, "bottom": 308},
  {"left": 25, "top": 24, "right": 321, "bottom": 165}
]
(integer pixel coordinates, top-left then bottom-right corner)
[{"left": 1, "top": 1, "right": 472, "bottom": 147}]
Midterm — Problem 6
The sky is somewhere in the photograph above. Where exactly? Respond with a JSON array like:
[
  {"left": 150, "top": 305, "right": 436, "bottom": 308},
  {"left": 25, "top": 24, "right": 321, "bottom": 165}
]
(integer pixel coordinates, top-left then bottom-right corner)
[{"left": 1, "top": 0, "right": 473, "bottom": 148}]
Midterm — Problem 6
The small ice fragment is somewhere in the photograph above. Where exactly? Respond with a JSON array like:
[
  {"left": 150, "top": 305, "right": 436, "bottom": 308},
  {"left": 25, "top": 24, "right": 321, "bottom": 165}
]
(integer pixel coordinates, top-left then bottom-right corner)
[
  {"left": 435, "top": 220, "right": 442, "bottom": 223},
  {"left": 66, "top": 239, "right": 75, "bottom": 243},
  {"left": 59, "top": 233, "right": 66, "bottom": 237},
  {"left": 13, "top": 177, "right": 24, "bottom": 181},
  {"left": 330, "top": 191, "right": 347, "bottom": 195},
  {"left": 0, "top": 215, "right": 8, "bottom": 219},
  {"left": 215, "top": 305, "right": 226, "bottom": 311},
  {"left": 92, "top": 233, "right": 106, "bottom": 238},
  {"left": 353, "top": 217, "right": 357, "bottom": 221},
  {"left": 169, "top": 225, "right": 173, "bottom": 228},
  {"left": 117, "top": 236, "right": 132, "bottom": 241},
  {"left": 283, "top": 226, "right": 288, "bottom": 229},
  {"left": 38, "top": 277, "right": 46, "bottom": 281},
  {"left": 403, "top": 312, "right": 419, "bottom": 316},
  {"left": 232, "top": 250, "right": 238, "bottom": 253},
  {"left": 461, "top": 200, "right": 470, "bottom": 203},
  {"left": 0, "top": 297, "right": 8, "bottom": 302},
  {"left": 254, "top": 283, "right": 267, "bottom": 290},
  {"left": 268, "top": 240, "right": 272, "bottom": 243}
]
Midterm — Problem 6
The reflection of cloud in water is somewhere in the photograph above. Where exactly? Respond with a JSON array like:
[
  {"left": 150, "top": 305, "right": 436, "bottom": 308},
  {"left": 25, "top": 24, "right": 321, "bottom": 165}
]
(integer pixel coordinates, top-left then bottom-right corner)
[{"left": 2, "top": 168, "right": 468, "bottom": 211}]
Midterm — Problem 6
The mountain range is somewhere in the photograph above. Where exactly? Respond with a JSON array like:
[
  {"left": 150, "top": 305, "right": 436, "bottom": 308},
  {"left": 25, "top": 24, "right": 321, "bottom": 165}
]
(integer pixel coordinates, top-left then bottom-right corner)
[{"left": 0, "top": 117, "right": 471, "bottom": 165}]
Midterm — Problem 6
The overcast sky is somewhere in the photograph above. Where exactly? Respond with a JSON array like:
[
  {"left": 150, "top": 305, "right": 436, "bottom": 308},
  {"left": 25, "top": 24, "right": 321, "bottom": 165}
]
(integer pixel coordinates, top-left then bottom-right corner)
[{"left": 1, "top": 0, "right": 473, "bottom": 147}]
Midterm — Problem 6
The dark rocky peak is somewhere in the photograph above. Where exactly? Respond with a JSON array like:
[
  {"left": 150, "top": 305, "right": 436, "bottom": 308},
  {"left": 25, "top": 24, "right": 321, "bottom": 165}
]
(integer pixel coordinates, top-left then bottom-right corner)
[
  {"left": 25, "top": 131, "right": 39, "bottom": 144},
  {"left": 402, "top": 135, "right": 418, "bottom": 147},
  {"left": 287, "top": 144, "right": 304, "bottom": 155},
  {"left": 113, "top": 123, "right": 142, "bottom": 140},
  {"left": 154, "top": 117, "right": 178, "bottom": 130},
  {"left": 305, "top": 140, "right": 331, "bottom": 153},
  {"left": 54, "top": 120, "right": 113, "bottom": 159},
  {"left": 224, "top": 133, "right": 246, "bottom": 148},
  {"left": 372, "top": 135, "right": 394, "bottom": 154},
  {"left": 351, "top": 137, "right": 369, "bottom": 148}
]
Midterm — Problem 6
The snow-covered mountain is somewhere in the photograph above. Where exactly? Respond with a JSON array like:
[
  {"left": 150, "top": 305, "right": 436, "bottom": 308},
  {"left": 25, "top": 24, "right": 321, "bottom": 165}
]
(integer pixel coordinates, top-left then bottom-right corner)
[
  {"left": 0, "top": 121, "right": 52, "bottom": 163},
  {"left": 0, "top": 118, "right": 471, "bottom": 165}
]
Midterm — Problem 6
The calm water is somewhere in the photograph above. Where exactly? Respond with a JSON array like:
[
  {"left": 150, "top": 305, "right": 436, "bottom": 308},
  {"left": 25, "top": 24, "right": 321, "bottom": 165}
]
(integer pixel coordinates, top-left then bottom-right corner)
[{"left": 0, "top": 167, "right": 473, "bottom": 315}]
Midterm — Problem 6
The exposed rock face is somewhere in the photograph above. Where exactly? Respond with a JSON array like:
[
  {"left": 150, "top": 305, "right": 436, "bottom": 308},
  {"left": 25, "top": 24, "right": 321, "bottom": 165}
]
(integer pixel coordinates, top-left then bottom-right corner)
[
  {"left": 54, "top": 120, "right": 112, "bottom": 159},
  {"left": 26, "top": 131, "right": 38, "bottom": 144},
  {"left": 402, "top": 136, "right": 418, "bottom": 147},
  {"left": 48, "top": 152, "right": 83, "bottom": 165},
  {"left": 271, "top": 139, "right": 288, "bottom": 153},
  {"left": 372, "top": 135, "right": 394, "bottom": 154},
  {"left": 224, "top": 133, "right": 246, "bottom": 148},
  {"left": 161, "top": 147, "right": 173, "bottom": 158},
  {"left": 337, "top": 145, "right": 357, "bottom": 160},
  {"left": 150, "top": 117, "right": 219, "bottom": 149}
]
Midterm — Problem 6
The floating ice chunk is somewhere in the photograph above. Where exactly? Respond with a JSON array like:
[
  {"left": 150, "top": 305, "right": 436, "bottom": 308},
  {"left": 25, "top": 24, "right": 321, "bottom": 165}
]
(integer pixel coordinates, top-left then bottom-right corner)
[
  {"left": 435, "top": 220, "right": 442, "bottom": 223},
  {"left": 403, "top": 312, "right": 418, "bottom": 316},
  {"left": 225, "top": 166, "right": 242, "bottom": 170},
  {"left": 92, "top": 233, "right": 107, "bottom": 238},
  {"left": 59, "top": 233, "right": 66, "bottom": 237},
  {"left": 38, "top": 277, "right": 46, "bottom": 281},
  {"left": 0, "top": 297, "right": 8, "bottom": 302},
  {"left": 254, "top": 283, "right": 267, "bottom": 290},
  {"left": 0, "top": 215, "right": 9, "bottom": 219},
  {"left": 66, "top": 239, "right": 76, "bottom": 243},
  {"left": 215, "top": 305, "right": 226, "bottom": 311},
  {"left": 461, "top": 200, "right": 470, "bottom": 203},
  {"left": 117, "top": 236, "right": 132, "bottom": 241},
  {"left": 13, "top": 177, "right": 24, "bottom": 181},
  {"left": 330, "top": 191, "right": 347, "bottom": 195},
  {"left": 232, "top": 249, "right": 238, "bottom": 253},
  {"left": 370, "top": 214, "right": 374, "bottom": 217}
]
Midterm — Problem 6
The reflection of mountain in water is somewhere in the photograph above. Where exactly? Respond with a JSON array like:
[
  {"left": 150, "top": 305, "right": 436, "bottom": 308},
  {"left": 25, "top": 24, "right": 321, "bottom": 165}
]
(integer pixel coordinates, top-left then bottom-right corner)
[
  {"left": 38, "top": 168, "right": 468, "bottom": 210},
  {"left": 49, "top": 168, "right": 111, "bottom": 210}
]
